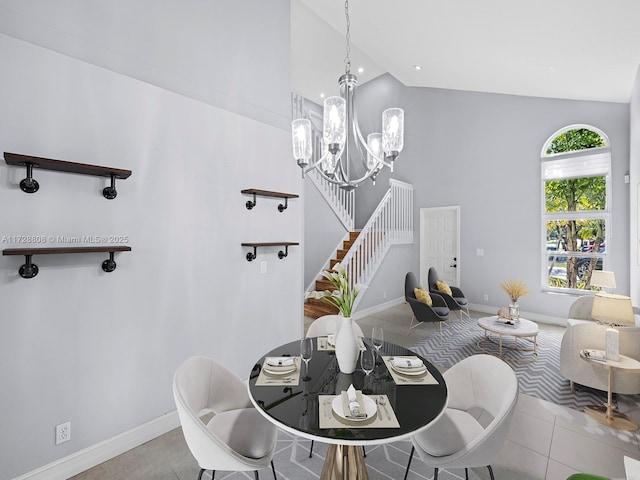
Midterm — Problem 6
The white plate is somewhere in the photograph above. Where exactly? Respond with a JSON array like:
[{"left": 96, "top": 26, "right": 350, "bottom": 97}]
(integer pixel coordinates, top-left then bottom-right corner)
[
  {"left": 390, "top": 363, "right": 428, "bottom": 376},
  {"left": 262, "top": 365, "right": 297, "bottom": 376},
  {"left": 331, "top": 395, "right": 377, "bottom": 421}
]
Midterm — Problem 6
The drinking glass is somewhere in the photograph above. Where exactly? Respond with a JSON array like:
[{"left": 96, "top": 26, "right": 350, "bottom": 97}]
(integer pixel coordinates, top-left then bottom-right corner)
[
  {"left": 360, "top": 347, "right": 375, "bottom": 376},
  {"left": 371, "top": 326, "right": 384, "bottom": 356},
  {"left": 300, "top": 337, "right": 314, "bottom": 381},
  {"left": 360, "top": 347, "right": 376, "bottom": 394}
]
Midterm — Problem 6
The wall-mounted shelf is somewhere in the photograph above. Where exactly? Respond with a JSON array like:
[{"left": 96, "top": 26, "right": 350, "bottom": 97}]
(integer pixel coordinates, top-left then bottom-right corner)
[
  {"left": 241, "top": 189, "right": 299, "bottom": 212},
  {"left": 2, "top": 246, "right": 132, "bottom": 278},
  {"left": 241, "top": 242, "right": 299, "bottom": 262},
  {"left": 4, "top": 152, "right": 132, "bottom": 199}
]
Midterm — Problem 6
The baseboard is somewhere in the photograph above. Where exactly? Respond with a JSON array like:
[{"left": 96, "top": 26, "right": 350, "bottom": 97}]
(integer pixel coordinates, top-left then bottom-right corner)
[
  {"left": 467, "top": 303, "right": 565, "bottom": 327},
  {"left": 14, "top": 411, "right": 180, "bottom": 480}
]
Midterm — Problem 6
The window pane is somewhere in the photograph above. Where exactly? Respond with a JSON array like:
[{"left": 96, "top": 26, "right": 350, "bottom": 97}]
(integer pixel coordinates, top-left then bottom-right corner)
[
  {"left": 546, "top": 220, "right": 606, "bottom": 253},
  {"left": 546, "top": 255, "right": 604, "bottom": 290},
  {"left": 545, "top": 176, "right": 606, "bottom": 212}
]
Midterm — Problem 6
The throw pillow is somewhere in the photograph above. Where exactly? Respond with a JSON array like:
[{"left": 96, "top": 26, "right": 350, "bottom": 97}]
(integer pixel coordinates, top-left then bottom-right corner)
[
  {"left": 414, "top": 287, "right": 433, "bottom": 306},
  {"left": 436, "top": 280, "right": 453, "bottom": 296}
]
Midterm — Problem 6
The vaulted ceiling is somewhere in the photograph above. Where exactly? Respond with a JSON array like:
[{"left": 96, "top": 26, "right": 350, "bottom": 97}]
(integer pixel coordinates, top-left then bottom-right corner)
[{"left": 291, "top": 0, "right": 640, "bottom": 104}]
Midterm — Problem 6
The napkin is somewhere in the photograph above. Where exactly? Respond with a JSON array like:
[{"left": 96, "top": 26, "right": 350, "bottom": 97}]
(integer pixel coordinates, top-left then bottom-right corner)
[
  {"left": 266, "top": 357, "right": 295, "bottom": 367},
  {"left": 341, "top": 384, "right": 366, "bottom": 418},
  {"left": 393, "top": 357, "right": 424, "bottom": 369}
]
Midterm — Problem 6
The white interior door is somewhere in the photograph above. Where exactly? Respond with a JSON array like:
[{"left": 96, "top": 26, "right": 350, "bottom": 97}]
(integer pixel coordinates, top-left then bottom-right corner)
[{"left": 420, "top": 206, "right": 460, "bottom": 287}]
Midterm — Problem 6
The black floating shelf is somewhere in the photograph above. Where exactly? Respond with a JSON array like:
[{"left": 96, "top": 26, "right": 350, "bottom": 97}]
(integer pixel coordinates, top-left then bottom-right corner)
[
  {"left": 241, "top": 188, "right": 299, "bottom": 212},
  {"left": 3, "top": 246, "right": 132, "bottom": 278},
  {"left": 241, "top": 242, "right": 299, "bottom": 261},
  {"left": 4, "top": 152, "right": 132, "bottom": 199}
]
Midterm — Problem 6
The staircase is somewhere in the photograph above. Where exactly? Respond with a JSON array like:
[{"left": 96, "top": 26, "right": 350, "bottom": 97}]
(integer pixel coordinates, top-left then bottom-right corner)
[{"left": 304, "top": 231, "right": 360, "bottom": 319}]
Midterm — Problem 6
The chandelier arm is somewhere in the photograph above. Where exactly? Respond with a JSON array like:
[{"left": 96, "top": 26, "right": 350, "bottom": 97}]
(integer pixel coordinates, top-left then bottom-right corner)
[
  {"left": 351, "top": 108, "right": 393, "bottom": 169},
  {"left": 302, "top": 143, "right": 345, "bottom": 177}
]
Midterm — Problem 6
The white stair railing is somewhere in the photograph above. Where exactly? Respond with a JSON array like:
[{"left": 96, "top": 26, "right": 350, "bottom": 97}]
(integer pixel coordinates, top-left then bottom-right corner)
[
  {"left": 340, "top": 179, "right": 413, "bottom": 311},
  {"left": 291, "top": 93, "right": 355, "bottom": 231}
]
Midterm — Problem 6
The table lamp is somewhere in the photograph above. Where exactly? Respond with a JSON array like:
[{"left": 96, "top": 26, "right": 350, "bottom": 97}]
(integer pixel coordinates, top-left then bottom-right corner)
[
  {"left": 591, "top": 292, "right": 634, "bottom": 326},
  {"left": 590, "top": 271, "right": 634, "bottom": 360},
  {"left": 590, "top": 270, "right": 617, "bottom": 292}
]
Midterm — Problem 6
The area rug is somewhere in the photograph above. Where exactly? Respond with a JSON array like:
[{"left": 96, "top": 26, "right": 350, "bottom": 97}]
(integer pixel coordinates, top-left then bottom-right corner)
[{"left": 409, "top": 314, "right": 629, "bottom": 412}]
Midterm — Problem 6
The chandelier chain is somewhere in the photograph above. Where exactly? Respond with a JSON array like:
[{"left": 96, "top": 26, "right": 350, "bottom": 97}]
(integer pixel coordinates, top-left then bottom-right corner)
[{"left": 344, "top": 0, "right": 351, "bottom": 74}]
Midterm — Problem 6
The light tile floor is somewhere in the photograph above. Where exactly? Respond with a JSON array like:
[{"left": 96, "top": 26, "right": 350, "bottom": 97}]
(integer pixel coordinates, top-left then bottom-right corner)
[{"left": 71, "top": 303, "right": 640, "bottom": 480}]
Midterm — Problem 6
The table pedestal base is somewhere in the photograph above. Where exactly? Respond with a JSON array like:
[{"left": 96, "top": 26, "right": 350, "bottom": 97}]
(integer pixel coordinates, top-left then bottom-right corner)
[
  {"left": 584, "top": 405, "right": 639, "bottom": 431},
  {"left": 320, "top": 445, "right": 368, "bottom": 480}
]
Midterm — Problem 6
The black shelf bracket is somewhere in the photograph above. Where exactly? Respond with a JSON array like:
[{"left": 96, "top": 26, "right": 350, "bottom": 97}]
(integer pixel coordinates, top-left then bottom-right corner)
[
  {"left": 103, "top": 174, "right": 118, "bottom": 200},
  {"left": 278, "top": 198, "right": 289, "bottom": 212},
  {"left": 278, "top": 245, "right": 290, "bottom": 259},
  {"left": 19, "top": 255, "right": 39, "bottom": 278},
  {"left": 245, "top": 192, "right": 257, "bottom": 210},
  {"left": 20, "top": 163, "right": 40, "bottom": 194},
  {"left": 246, "top": 246, "right": 258, "bottom": 262},
  {"left": 102, "top": 252, "right": 118, "bottom": 272}
]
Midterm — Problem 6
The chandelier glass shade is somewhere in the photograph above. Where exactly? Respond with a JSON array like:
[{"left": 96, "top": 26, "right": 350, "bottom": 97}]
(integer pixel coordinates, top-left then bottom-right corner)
[{"left": 291, "top": 1, "right": 404, "bottom": 191}]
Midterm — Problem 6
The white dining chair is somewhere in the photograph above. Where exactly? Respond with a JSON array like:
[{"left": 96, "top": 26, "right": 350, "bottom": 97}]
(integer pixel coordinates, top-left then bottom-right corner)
[
  {"left": 306, "top": 314, "right": 364, "bottom": 338},
  {"left": 404, "top": 354, "right": 518, "bottom": 480},
  {"left": 173, "top": 356, "right": 278, "bottom": 480}
]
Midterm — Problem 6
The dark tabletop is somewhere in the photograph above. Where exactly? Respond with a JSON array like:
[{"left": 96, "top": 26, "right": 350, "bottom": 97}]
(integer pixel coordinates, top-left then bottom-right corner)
[{"left": 247, "top": 338, "right": 448, "bottom": 445}]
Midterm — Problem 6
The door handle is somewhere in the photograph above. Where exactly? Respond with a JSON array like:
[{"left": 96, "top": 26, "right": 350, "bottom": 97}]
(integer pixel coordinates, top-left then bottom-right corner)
[{"left": 450, "top": 264, "right": 457, "bottom": 268}]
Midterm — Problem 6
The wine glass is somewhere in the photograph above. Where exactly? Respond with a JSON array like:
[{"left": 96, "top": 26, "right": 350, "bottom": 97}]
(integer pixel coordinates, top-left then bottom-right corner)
[
  {"left": 360, "top": 347, "right": 375, "bottom": 376},
  {"left": 371, "top": 326, "right": 384, "bottom": 361},
  {"left": 300, "top": 337, "right": 313, "bottom": 381},
  {"left": 360, "top": 347, "right": 376, "bottom": 393}
]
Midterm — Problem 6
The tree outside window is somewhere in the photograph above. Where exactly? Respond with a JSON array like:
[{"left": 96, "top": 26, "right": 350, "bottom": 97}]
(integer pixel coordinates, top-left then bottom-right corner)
[{"left": 542, "top": 127, "right": 610, "bottom": 291}]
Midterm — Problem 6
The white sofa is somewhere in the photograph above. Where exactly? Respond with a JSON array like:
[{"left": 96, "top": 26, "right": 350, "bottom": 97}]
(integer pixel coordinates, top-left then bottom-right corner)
[{"left": 559, "top": 296, "right": 640, "bottom": 394}]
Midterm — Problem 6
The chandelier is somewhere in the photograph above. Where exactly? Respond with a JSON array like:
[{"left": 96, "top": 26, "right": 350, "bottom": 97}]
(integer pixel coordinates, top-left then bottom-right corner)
[{"left": 292, "top": 0, "right": 404, "bottom": 191}]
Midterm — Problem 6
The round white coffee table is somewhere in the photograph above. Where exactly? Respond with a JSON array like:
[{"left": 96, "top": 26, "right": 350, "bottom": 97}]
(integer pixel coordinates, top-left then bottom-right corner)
[{"left": 477, "top": 316, "right": 539, "bottom": 363}]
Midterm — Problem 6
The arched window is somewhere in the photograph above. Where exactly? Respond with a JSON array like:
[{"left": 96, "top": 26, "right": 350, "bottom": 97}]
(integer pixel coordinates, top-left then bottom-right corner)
[{"left": 541, "top": 125, "right": 611, "bottom": 292}]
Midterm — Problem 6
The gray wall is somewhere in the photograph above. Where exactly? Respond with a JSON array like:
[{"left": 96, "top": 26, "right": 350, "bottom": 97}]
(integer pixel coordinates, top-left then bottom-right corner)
[
  {"left": 0, "top": 2, "right": 300, "bottom": 478},
  {"left": 631, "top": 66, "right": 640, "bottom": 306},
  {"left": 347, "top": 74, "right": 630, "bottom": 319}
]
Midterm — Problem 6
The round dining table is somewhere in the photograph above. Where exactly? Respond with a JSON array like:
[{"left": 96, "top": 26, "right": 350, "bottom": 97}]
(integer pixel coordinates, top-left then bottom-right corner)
[{"left": 247, "top": 338, "right": 448, "bottom": 480}]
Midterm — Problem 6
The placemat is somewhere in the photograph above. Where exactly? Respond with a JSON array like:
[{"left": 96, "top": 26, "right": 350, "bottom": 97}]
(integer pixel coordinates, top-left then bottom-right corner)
[
  {"left": 255, "top": 357, "right": 301, "bottom": 386},
  {"left": 318, "top": 394, "right": 400, "bottom": 429},
  {"left": 382, "top": 356, "right": 439, "bottom": 385},
  {"left": 317, "top": 336, "right": 367, "bottom": 351}
]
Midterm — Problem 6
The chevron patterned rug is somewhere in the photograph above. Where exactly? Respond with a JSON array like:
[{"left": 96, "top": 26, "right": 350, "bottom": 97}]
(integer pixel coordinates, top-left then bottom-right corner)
[{"left": 410, "top": 314, "right": 636, "bottom": 412}]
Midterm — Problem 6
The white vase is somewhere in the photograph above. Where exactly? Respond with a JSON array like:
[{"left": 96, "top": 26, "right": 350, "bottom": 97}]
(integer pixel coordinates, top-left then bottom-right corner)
[{"left": 335, "top": 316, "right": 359, "bottom": 374}]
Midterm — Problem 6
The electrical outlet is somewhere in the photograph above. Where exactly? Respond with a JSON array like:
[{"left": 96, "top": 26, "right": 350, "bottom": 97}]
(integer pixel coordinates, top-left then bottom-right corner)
[
  {"left": 56, "top": 422, "right": 71, "bottom": 445},
  {"left": 483, "top": 294, "right": 489, "bottom": 302}
]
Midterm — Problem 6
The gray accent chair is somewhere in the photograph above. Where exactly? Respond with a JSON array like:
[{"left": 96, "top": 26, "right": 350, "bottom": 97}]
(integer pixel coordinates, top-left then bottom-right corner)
[
  {"left": 427, "top": 267, "right": 470, "bottom": 320},
  {"left": 405, "top": 272, "right": 450, "bottom": 336}
]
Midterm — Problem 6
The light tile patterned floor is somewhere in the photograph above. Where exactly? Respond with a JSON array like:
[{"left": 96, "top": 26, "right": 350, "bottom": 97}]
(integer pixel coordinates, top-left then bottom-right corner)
[{"left": 71, "top": 304, "right": 640, "bottom": 480}]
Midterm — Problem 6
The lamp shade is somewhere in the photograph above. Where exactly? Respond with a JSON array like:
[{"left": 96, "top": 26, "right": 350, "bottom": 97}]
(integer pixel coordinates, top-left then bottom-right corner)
[
  {"left": 590, "top": 270, "right": 616, "bottom": 289},
  {"left": 591, "top": 293, "right": 634, "bottom": 326}
]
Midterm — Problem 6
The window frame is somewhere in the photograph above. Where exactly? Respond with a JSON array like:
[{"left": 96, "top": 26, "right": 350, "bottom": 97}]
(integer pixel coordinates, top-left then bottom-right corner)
[{"left": 540, "top": 125, "right": 612, "bottom": 295}]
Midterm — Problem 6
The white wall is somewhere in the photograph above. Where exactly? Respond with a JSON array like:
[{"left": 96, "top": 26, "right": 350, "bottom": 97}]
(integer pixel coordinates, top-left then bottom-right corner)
[{"left": 0, "top": 2, "right": 300, "bottom": 478}]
